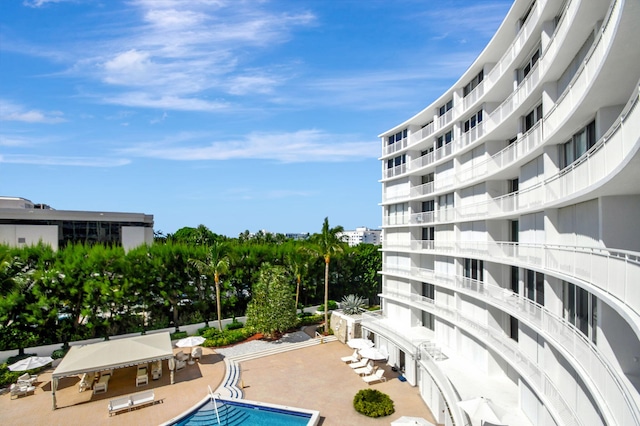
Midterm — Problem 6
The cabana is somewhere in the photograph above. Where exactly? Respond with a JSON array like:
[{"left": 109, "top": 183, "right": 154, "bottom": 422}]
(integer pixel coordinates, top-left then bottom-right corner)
[{"left": 51, "top": 332, "right": 174, "bottom": 410}]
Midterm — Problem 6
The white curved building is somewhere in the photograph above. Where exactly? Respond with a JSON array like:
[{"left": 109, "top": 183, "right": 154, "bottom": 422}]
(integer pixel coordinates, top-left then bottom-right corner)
[{"left": 372, "top": 0, "right": 640, "bottom": 425}]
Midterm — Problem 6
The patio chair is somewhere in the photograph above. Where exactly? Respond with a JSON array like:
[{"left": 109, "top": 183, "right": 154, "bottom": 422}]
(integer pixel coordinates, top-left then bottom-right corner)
[
  {"left": 151, "top": 360, "right": 162, "bottom": 380},
  {"left": 175, "top": 351, "right": 189, "bottom": 362},
  {"left": 362, "top": 368, "right": 387, "bottom": 385},
  {"left": 349, "top": 358, "right": 370, "bottom": 369},
  {"left": 341, "top": 349, "right": 359, "bottom": 363},
  {"left": 10, "top": 383, "right": 36, "bottom": 399},
  {"left": 17, "top": 373, "right": 37, "bottom": 385},
  {"left": 136, "top": 366, "right": 148, "bottom": 387},
  {"left": 78, "top": 372, "right": 95, "bottom": 392},
  {"left": 191, "top": 347, "right": 202, "bottom": 362},
  {"left": 175, "top": 357, "right": 187, "bottom": 370},
  {"left": 353, "top": 363, "right": 375, "bottom": 377}
]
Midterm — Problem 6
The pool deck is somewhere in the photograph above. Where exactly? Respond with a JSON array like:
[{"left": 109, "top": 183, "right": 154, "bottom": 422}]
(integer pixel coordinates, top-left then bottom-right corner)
[{"left": 1, "top": 340, "right": 437, "bottom": 425}]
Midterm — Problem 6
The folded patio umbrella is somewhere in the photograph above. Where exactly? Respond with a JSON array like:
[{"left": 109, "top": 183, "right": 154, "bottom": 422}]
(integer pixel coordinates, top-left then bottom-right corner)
[{"left": 8, "top": 356, "right": 54, "bottom": 371}]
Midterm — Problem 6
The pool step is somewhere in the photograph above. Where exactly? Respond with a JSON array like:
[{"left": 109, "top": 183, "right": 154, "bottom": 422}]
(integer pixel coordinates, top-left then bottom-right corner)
[{"left": 215, "top": 335, "right": 337, "bottom": 397}]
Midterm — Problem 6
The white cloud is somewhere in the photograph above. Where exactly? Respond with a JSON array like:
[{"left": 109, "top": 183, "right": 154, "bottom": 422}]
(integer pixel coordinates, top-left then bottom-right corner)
[
  {"left": 0, "top": 100, "right": 66, "bottom": 123},
  {"left": 120, "top": 129, "right": 378, "bottom": 163},
  {"left": 0, "top": 154, "right": 130, "bottom": 167},
  {"left": 23, "top": 0, "right": 72, "bottom": 8},
  {"left": 102, "top": 93, "right": 229, "bottom": 112}
]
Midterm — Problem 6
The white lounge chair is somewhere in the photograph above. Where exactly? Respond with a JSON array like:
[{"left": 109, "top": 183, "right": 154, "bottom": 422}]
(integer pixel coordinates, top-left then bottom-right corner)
[
  {"left": 17, "top": 373, "right": 37, "bottom": 385},
  {"left": 349, "top": 358, "right": 370, "bottom": 369},
  {"left": 108, "top": 395, "right": 132, "bottom": 416},
  {"left": 353, "top": 363, "right": 375, "bottom": 376},
  {"left": 10, "top": 383, "right": 35, "bottom": 399},
  {"left": 362, "top": 368, "right": 387, "bottom": 385},
  {"left": 341, "top": 349, "right": 359, "bottom": 363},
  {"left": 136, "top": 366, "right": 148, "bottom": 387},
  {"left": 130, "top": 390, "right": 155, "bottom": 410}
]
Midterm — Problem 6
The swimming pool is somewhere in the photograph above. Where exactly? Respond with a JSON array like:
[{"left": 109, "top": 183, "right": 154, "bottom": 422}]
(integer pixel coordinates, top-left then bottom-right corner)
[{"left": 162, "top": 396, "right": 320, "bottom": 426}]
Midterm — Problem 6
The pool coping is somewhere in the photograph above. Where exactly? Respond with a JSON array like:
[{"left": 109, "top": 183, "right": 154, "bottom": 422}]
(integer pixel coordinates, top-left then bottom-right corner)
[{"left": 159, "top": 394, "right": 321, "bottom": 426}]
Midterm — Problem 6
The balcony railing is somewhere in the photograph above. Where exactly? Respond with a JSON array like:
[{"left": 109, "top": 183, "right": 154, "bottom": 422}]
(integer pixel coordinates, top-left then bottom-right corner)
[
  {"left": 382, "top": 138, "right": 409, "bottom": 157},
  {"left": 451, "top": 84, "right": 639, "bottom": 219},
  {"left": 409, "top": 122, "right": 435, "bottom": 146},
  {"left": 485, "top": 0, "right": 547, "bottom": 89},
  {"left": 382, "top": 272, "right": 639, "bottom": 426},
  {"left": 383, "top": 287, "right": 579, "bottom": 426},
  {"left": 544, "top": 0, "right": 620, "bottom": 136},
  {"left": 462, "top": 81, "right": 485, "bottom": 111}
]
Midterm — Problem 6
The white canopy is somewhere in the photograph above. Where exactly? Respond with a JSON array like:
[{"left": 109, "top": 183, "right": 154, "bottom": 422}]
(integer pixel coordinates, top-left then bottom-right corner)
[{"left": 52, "top": 332, "right": 174, "bottom": 379}]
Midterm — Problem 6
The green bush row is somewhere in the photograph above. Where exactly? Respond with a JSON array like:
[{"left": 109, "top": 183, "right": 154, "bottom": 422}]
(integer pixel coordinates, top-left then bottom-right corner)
[
  {"left": 317, "top": 300, "right": 339, "bottom": 312},
  {"left": 353, "top": 389, "right": 395, "bottom": 418},
  {"left": 202, "top": 327, "right": 255, "bottom": 348},
  {"left": 297, "top": 314, "right": 324, "bottom": 326}
]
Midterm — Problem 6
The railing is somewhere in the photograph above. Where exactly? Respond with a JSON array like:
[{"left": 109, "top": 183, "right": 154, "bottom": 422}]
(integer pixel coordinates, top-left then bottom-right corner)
[
  {"left": 383, "top": 163, "right": 407, "bottom": 179},
  {"left": 456, "top": 122, "right": 542, "bottom": 184},
  {"left": 438, "top": 110, "right": 454, "bottom": 129},
  {"left": 485, "top": 0, "right": 547, "bottom": 89},
  {"left": 458, "top": 122, "right": 485, "bottom": 151},
  {"left": 384, "top": 288, "right": 578, "bottom": 426},
  {"left": 410, "top": 181, "right": 434, "bottom": 199},
  {"left": 410, "top": 122, "right": 435, "bottom": 145},
  {"left": 462, "top": 81, "right": 485, "bottom": 111},
  {"left": 452, "top": 83, "right": 639, "bottom": 219},
  {"left": 418, "top": 344, "right": 466, "bottom": 426},
  {"left": 382, "top": 138, "right": 409, "bottom": 156},
  {"left": 544, "top": 0, "right": 620, "bottom": 135}
]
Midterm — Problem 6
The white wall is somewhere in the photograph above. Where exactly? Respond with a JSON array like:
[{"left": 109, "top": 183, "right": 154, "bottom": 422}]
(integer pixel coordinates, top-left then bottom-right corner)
[
  {"left": 600, "top": 195, "right": 640, "bottom": 251},
  {"left": 122, "top": 226, "right": 151, "bottom": 252},
  {"left": 0, "top": 224, "right": 58, "bottom": 250}
]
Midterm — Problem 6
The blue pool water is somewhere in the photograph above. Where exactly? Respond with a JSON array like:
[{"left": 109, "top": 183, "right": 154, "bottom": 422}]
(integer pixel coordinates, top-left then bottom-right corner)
[{"left": 173, "top": 398, "right": 312, "bottom": 426}]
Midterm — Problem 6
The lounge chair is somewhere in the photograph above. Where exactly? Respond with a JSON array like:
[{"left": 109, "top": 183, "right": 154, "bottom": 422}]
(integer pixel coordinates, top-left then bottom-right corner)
[
  {"left": 349, "top": 358, "right": 370, "bottom": 369},
  {"left": 136, "top": 366, "right": 148, "bottom": 387},
  {"left": 341, "top": 349, "right": 359, "bottom": 363},
  {"left": 362, "top": 368, "right": 387, "bottom": 385},
  {"left": 191, "top": 346, "right": 202, "bottom": 362},
  {"left": 108, "top": 395, "right": 132, "bottom": 416},
  {"left": 17, "top": 373, "right": 37, "bottom": 385},
  {"left": 10, "top": 383, "right": 36, "bottom": 399},
  {"left": 130, "top": 389, "right": 155, "bottom": 410},
  {"left": 151, "top": 360, "right": 162, "bottom": 380},
  {"left": 353, "top": 363, "right": 375, "bottom": 376}
]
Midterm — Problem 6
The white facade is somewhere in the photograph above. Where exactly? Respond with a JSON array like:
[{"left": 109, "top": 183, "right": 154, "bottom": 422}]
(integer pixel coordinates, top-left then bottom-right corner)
[
  {"left": 372, "top": 1, "right": 640, "bottom": 425},
  {"left": 338, "top": 227, "right": 382, "bottom": 247},
  {"left": 0, "top": 197, "right": 154, "bottom": 251}
]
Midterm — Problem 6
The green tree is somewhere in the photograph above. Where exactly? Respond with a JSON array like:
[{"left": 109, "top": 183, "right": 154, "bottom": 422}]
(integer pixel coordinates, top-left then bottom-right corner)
[
  {"left": 190, "top": 241, "right": 230, "bottom": 330},
  {"left": 309, "top": 217, "right": 345, "bottom": 329},
  {"left": 245, "top": 264, "right": 297, "bottom": 339},
  {"left": 285, "top": 248, "right": 309, "bottom": 315}
]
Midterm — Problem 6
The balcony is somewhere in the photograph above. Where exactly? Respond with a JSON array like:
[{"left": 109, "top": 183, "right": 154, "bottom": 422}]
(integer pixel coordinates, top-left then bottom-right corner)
[
  {"left": 381, "top": 273, "right": 640, "bottom": 426},
  {"left": 544, "top": 0, "right": 621, "bottom": 136},
  {"left": 409, "top": 122, "right": 435, "bottom": 146},
  {"left": 382, "top": 287, "right": 579, "bottom": 426},
  {"left": 382, "top": 138, "right": 409, "bottom": 157}
]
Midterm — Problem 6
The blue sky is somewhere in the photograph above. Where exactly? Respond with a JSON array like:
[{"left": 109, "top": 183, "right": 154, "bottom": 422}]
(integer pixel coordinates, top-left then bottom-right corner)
[{"left": 0, "top": 0, "right": 511, "bottom": 237}]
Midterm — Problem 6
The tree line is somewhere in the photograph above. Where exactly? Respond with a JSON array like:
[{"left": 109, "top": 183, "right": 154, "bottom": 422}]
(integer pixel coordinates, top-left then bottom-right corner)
[{"left": 0, "top": 218, "right": 381, "bottom": 353}]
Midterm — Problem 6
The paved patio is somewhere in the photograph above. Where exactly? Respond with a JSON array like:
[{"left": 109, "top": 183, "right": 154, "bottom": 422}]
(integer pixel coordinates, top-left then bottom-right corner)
[{"left": 1, "top": 340, "right": 437, "bottom": 425}]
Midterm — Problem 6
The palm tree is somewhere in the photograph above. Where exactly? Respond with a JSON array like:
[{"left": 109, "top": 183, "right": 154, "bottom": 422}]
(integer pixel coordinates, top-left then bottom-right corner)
[
  {"left": 310, "top": 217, "right": 345, "bottom": 331},
  {"left": 285, "top": 248, "right": 309, "bottom": 316},
  {"left": 190, "top": 241, "right": 230, "bottom": 330}
]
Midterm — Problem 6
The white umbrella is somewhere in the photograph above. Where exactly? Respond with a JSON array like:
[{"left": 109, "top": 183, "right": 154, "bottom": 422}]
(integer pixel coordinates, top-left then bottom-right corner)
[
  {"left": 175, "top": 336, "right": 206, "bottom": 348},
  {"left": 8, "top": 356, "right": 54, "bottom": 371},
  {"left": 347, "top": 338, "right": 374, "bottom": 350},
  {"left": 391, "top": 416, "right": 435, "bottom": 426},
  {"left": 457, "top": 396, "right": 507, "bottom": 425},
  {"left": 358, "top": 346, "right": 389, "bottom": 361},
  {"left": 175, "top": 336, "right": 206, "bottom": 365}
]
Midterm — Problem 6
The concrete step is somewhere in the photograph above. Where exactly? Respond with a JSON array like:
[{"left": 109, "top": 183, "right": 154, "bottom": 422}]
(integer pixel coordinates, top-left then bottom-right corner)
[{"left": 230, "top": 335, "right": 337, "bottom": 363}]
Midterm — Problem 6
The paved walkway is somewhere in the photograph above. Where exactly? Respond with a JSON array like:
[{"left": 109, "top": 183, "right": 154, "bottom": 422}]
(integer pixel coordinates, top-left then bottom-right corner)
[{"left": 1, "top": 333, "right": 437, "bottom": 425}]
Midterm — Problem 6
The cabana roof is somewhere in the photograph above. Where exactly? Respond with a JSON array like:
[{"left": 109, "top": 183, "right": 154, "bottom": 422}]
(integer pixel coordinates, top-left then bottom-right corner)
[{"left": 52, "top": 332, "right": 174, "bottom": 379}]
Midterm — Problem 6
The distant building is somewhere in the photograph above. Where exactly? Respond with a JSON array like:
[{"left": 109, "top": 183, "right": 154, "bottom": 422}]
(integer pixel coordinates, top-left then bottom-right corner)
[
  {"left": 0, "top": 196, "right": 154, "bottom": 251},
  {"left": 285, "top": 232, "right": 310, "bottom": 241},
  {"left": 338, "top": 227, "right": 382, "bottom": 247}
]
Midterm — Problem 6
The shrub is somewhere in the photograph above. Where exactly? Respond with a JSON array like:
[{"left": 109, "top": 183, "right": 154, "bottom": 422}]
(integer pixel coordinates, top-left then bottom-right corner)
[
  {"left": 341, "top": 294, "right": 366, "bottom": 315},
  {"left": 317, "top": 300, "right": 338, "bottom": 312},
  {"left": 202, "top": 327, "right": 255, "bottom": 348},
  {"left": 353, "top": 389, "right": 395, "bottom": 418},
  {"left": 297, "top": 314, "right": 324, "bottom": 327},
  {"left": 197, "top": 325, "right": 211, "bottom": 336},
  {"left": 170, "top": 331, "right": 188, "bottom": 340},
  {"left": 0, "top": 363, "right": 23, "bottom": 387},
  {"left": 225, "top": 319, "right": 244, "bottom": 330},
  {"left": 51, "top": 347, "right": 70, "bottom": 359}
]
